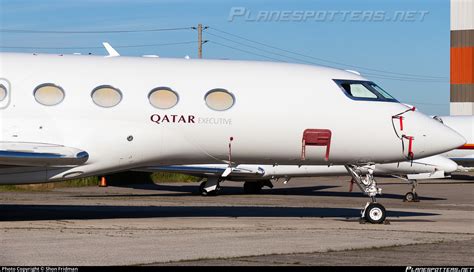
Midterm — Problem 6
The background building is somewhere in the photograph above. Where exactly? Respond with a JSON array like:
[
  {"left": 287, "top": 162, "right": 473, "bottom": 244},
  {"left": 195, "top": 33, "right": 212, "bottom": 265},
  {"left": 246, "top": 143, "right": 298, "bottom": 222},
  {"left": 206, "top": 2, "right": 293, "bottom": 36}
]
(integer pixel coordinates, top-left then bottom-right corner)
[{"left": 450, "top": 0, "right": 474, "bottom": 115}]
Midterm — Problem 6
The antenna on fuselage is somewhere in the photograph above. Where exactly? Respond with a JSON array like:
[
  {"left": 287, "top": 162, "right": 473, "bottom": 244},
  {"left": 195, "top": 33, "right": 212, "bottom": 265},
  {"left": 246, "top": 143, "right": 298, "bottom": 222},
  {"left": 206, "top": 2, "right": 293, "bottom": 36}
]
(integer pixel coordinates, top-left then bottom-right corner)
[
  {"left": 345, "top": 70, "right": 361, "bottom": 75},
  {"left": 102, "top": 42, "right": 120, "bottom": 57}
]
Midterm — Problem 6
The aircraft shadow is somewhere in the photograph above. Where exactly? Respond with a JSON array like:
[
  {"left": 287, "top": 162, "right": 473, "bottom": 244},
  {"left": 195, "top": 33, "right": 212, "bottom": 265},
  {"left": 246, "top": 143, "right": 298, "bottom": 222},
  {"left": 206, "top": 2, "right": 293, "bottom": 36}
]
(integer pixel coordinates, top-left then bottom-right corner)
[
  {"left": 0, "top": 204, "right": 439, "bottom": 222},
  {"left": 87, "top": 183, "right": 446, "bottom": 201},
  {"left": 450, "top": 174, "right": 474, "bottom": 181}
]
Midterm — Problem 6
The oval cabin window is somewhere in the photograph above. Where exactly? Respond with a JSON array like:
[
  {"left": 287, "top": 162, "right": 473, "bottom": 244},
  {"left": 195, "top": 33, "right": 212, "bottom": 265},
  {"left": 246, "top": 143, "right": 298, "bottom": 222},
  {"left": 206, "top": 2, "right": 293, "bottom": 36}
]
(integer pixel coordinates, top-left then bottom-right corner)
[
  {"left": 91, "top": 86, "right": 122, "bottom": 108},
  {"left": 0, "top": 84, "right": 7, "bottom": 102},
  {"left": 148, "top": 87, "right": 179, "bottom": 109},
  {"left": 205, "top": 89, "right": 235, "bottom": 111},
  {"left": 34, "top": 84, "right": 65, "bottom": 106}
]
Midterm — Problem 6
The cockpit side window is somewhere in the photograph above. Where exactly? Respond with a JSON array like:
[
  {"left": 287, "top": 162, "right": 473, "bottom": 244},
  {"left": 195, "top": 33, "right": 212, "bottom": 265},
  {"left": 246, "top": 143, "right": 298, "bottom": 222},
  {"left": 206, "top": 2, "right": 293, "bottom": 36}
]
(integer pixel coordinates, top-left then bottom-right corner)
[
  {"left": 334, "top": 79, "right": 398, "bottom": 102},
  {"left": 340, "top": 83, "right": 378, "bottom": 99},
  {"left": 369, "top": 83, "right": 396, "bottom": 100}
]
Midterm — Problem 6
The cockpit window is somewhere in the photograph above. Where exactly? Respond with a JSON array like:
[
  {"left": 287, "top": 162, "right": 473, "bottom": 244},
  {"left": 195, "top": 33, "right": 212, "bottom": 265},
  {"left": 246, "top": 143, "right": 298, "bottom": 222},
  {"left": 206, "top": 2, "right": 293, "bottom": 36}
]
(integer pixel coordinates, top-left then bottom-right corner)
[
  {"left": 334, "top": 79, "right": 398, "bottom": 102},
  {"left": 340, "top": 83, "right": 377, "bottom": 99},
  {"left": 369, "top": 83, "right": 396, "bottom": 100}
]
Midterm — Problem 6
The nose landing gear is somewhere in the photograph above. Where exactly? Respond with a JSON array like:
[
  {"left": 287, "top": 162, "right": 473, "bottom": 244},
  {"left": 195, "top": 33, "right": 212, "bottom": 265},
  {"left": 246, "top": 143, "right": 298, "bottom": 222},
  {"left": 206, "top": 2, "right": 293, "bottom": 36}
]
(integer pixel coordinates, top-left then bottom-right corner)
[
  {"left": 404, "top": 180, "right": 420, "bottom": 202},
  {"left": 345, "top": 165, "right": 388, "bottom": 224}
]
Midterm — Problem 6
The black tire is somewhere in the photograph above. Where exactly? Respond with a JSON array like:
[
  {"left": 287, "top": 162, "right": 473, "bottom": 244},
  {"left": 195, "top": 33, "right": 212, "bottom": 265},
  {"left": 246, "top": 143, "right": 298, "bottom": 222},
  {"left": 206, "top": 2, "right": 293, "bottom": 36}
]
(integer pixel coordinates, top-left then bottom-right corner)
[
  {"left": 364, "top": 203, "right": 386, "bottom": 224},
  {"left": 199, "top": 181, "right": 206, "bottom": 195},
  {"left": 404, "top": 192, "right": 415, "bottom": 202},
  {"left": 243, "top": 182, "right": 262, "bottom": 194}
]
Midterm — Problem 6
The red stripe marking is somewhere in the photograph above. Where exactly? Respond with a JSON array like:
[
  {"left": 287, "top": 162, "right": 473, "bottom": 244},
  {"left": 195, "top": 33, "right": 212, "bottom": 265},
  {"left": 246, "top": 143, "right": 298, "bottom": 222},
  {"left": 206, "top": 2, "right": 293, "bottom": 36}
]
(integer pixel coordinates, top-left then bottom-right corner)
[{"left": 458, "top": 144, "right": 474, "bottom": 150}]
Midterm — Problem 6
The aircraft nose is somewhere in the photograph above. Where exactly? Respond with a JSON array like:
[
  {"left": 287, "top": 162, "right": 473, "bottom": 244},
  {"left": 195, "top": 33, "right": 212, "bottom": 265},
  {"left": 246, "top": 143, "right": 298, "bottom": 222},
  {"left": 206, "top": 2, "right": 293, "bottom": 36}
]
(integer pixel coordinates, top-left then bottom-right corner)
[{"left": 409, "top": 112, "right": 466, "bottom": 158}]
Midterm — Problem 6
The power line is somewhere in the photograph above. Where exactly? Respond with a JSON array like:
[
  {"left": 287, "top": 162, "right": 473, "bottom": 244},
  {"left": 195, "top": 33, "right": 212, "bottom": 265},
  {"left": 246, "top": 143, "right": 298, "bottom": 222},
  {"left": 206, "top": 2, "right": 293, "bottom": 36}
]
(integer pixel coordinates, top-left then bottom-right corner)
[
  {"left": 402, "top": 101, "right": 447, "bottom": 106},
  {"left": 205, "top": 31, "right": 309, "bottom": 63},
  {"left": 210, "top": 40, "right": 445, "bottom": 82},
  {"left": 0, "top": 27, "right": 193, "bottom": 34},
  {"left": 205, "top": 30, "right": 446, "bottom": 82},
  {"left": 357, "top": 70, "right": 447, "bottom": 82},
  {"left": 209, "top": 41, "right": 284, "bottom": 62},
  {"left": 0, "top": 25, "right": 449, "bottom": 82},
  {"left": 362, "top": 74, "right": 446, "bottom": 83},
  {"left": 208, "top": 27, "right": 447, "bottom": 80},
  {"left": 0, "top": 41, "right": 198, "bottom": 50},
  {"left": 208, "top": 26, "right": 447, "bottom": 80}
]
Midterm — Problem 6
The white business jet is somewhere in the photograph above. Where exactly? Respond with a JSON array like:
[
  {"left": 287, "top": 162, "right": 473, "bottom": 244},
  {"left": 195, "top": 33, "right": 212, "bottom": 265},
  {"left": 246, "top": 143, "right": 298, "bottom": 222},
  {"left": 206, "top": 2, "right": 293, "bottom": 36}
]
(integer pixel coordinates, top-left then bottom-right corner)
[
  {"left": 435, "top": 115, "right": 474, "bottom": 167},
  {"left": 0, "top": 51, "right": 465, "bottom": 223}
]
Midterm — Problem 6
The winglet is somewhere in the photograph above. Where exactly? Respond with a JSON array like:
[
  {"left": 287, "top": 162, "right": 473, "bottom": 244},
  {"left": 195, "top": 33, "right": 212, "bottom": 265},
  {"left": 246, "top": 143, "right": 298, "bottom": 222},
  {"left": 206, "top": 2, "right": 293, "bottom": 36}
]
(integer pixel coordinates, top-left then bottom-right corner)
[{"left": 103, "top": 42, "right": 120, "bottom": 57}]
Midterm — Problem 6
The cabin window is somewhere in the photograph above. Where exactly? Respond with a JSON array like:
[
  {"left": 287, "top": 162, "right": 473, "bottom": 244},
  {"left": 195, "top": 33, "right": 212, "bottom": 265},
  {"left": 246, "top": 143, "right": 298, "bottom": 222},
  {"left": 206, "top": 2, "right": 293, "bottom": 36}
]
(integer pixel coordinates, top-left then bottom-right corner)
[
  {"left": 34, "top": 83, "right": 65, "bottom": 106},
  {"left": 148, "top": 87, "right": 179, "bottom": 109},
  {"left": 91, "top": 85, "right": 122, "bottom": 108},
  {"left": 0, "top": 84, "right": 7, "bottom": 102},
  {"left": 333, "top": 79, "right": 398, "bottom": 102},
  {"left": 204, "top": 89, "right": 235, "bottom": 111}
]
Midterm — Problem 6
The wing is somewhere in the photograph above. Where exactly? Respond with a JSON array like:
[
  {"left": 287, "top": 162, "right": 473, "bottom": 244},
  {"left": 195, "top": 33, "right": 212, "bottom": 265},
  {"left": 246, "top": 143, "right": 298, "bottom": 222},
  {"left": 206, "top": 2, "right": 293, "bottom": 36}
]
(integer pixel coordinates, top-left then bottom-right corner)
[
  {"left": 135, "top": 164, "right": 265, "bottom": 178},
  {"left": 0, "top": 142, "right": 89, "bottom": 167},
  {"left": 450, "top": 156, "right": 474, "bottom": 167}
]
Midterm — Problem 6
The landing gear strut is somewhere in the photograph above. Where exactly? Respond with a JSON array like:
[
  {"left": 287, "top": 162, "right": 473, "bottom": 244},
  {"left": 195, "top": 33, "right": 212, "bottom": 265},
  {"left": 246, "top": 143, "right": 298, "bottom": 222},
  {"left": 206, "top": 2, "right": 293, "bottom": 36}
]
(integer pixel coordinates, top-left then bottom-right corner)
[
  {"left": 404, "top": 179, "right": 420, "bottom": 202},
  {"left": 199, "top": 177, "right": 221, "bottom": 196},
  {"left": 345, "top": 165, "right": 387, "bottom": 224}
]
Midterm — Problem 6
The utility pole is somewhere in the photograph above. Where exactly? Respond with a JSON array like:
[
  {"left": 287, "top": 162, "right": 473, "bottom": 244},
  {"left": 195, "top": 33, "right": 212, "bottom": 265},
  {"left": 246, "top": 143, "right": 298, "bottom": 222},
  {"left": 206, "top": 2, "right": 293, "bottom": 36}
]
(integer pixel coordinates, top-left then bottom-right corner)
[
  {"left": 193, "top": 24, "right": 208, "bottom": 59},
  {"left": 198, "top": 24, "right": 203, "bottom": 59}
]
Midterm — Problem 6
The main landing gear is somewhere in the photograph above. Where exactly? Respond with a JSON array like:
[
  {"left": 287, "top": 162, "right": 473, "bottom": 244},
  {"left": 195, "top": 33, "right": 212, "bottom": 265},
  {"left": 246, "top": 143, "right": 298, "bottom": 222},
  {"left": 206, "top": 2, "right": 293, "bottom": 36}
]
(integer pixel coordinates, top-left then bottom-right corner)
[
  {"left": 199, "top": 176, "right": 222, "bottom": 196},
  {"left": 345, "top": 165, "right": 387, "bottom": 224},
  {"left": 404, "top": 179, "right": 420, "bottom": 202},
  {"left": 199, "top": 179, "right": 274, "bottom": 196}
]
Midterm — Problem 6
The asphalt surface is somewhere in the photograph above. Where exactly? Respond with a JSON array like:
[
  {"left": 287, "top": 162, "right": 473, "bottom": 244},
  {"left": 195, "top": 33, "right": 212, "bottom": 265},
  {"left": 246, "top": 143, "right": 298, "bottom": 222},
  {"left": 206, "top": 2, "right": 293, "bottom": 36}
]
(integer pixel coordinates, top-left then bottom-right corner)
[{"left": 0, "top": 173, "right": 473, "bottom": 266}]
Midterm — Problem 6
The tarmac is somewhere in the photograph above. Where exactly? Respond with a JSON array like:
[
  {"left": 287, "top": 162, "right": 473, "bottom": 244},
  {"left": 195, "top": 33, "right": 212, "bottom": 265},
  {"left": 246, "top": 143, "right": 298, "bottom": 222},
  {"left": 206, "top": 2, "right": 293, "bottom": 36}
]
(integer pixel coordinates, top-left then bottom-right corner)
[{"left": 0, "top": 173, "right": 473, "bottom": 266}]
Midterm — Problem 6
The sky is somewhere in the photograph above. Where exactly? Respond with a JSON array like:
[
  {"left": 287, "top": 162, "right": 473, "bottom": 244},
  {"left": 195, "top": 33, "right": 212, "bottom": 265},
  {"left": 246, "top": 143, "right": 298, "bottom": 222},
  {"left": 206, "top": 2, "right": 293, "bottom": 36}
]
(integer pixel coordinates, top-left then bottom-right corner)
[{"left": 0, "top": 0, "right": 450, "bottom": 115}]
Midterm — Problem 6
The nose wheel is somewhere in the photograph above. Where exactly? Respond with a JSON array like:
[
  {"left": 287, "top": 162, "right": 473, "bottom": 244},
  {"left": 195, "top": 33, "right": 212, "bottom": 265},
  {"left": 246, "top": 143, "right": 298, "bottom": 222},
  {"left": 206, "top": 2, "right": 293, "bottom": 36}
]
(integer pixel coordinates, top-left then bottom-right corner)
[
  {"left": 345, "top": 165, "right": 388, "bottom": 224},
  {"left": 404, "top": 180, "right": 420, "bottom": 202},
  {"left": 362, "top": 202, "right": 387, "bottom": 224},
  {"left": 404, "top": 192, "right": 419, "bottom": 202}
]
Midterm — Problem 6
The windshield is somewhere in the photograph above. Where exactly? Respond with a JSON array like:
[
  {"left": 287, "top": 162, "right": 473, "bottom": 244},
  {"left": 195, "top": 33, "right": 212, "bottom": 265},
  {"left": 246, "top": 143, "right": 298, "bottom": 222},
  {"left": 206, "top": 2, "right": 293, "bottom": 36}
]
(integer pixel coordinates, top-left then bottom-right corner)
[{"left": 333, "top": 79, "right": 398, "bottom": 102}]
